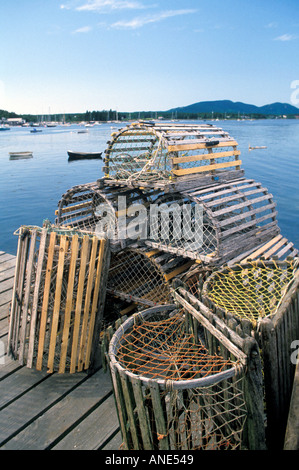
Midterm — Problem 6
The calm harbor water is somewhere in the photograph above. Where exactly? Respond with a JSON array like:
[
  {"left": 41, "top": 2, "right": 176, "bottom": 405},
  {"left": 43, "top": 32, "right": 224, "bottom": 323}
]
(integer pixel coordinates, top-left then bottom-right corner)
[{"left": 0, "top": 119, "right": 298, "bottom": 255}]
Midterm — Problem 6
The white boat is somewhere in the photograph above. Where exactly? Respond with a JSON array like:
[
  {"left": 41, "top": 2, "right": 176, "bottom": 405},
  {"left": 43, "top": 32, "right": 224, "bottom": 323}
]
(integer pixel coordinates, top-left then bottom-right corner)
[{"left": 9, "top": 151, "right": 33, "bottom": 160}]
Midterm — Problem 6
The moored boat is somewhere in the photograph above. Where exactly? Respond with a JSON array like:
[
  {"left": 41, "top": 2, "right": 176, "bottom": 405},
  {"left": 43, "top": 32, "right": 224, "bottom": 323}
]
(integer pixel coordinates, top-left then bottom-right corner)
[
  {"left": 9, "top": 151, "right": 33, "bottom": 160},
  {"left": 67, "top": 150, "right": 102, "bottom": 161}
]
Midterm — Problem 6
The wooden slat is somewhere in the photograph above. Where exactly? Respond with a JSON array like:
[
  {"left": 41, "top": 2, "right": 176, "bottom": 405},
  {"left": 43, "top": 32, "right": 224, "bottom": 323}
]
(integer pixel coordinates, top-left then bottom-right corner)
[
  {"left": 172, "top": 159, "right": 242, "bottom": 176},
  {"left": 26, "top": 230, "right": 47, "bottom": 368},
  {"left": 77, "top": 237, "right": 98, "bottom": 372},
  {"left": 172, "top": 149, "right": 240, "bottom": 164},
  {"left": 262, "top": 237, "right": 288, "bottom": 259},
  {"left": 168, "top": 140, "right": 238, "bottom": 152},
  {"left": 218, "top": 202, "right": 276, "bottom": 228},
  {"left": 58, "top": 235, "right": 79, "bottom": 374},
  {"left": 164, "top": 260, "right": 194, "bottom": 282},
  {"left": 11, "top": 234, "right": 29, "bottom": 358},
  {"left": 19, "top": 231, "right": 37, "bottom": 364},
  {"left": 84, "top": 239, "right": 105, "bottom": 369},
  {"left": 240, "top": 235, "right": 283, "bottom": 263},
  {"left": 55, "top": 200, "right": 92, "bottom": 216},
  {"left": 47, "top": 235, "right": 67, "bottom": 373},
  {"left": 212, "top": 193, "right": 272, "bottom": 217},
  {"left": 36, "top": 232, "right": 57, "bottom": 371},
  {"left": 70, "top": 235, "right": 89, "bottom": 374}
]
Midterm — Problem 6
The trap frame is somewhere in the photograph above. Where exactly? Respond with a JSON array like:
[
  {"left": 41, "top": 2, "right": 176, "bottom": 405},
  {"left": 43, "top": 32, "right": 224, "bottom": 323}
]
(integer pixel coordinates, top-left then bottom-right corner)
[
  {"left": 144, "top": 177, "right": 279, "bottom": 265},
  {"left": 108, "top": 304, "right": 266, "bottom": 450},
  {"left": 8, "top": 225, "right": 110, "bottom": 374},
  {"left": 103, "top": 121, "right": 244, "bottom": 192},
  {"left": 175, "top": 257, "right": 299, "bottom": 449}
]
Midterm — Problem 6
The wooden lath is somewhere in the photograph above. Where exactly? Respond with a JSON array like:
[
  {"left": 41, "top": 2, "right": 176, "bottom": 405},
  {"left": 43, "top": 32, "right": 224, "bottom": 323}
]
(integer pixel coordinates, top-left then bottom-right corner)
[{"left": 8, "top": 226, "right": 110, "bottom": 374}]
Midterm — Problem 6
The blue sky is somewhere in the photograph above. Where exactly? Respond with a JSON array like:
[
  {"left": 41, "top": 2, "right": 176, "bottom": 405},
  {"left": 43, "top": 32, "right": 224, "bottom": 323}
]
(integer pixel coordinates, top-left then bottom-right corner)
[{"left": 0, "top": 0, "right": 299, "bottom": 114}]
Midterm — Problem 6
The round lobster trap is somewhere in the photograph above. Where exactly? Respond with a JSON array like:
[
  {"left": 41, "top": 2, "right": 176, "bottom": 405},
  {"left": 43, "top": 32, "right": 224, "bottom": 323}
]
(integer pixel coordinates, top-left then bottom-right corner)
[
  {"left": 8, "top": 225, "right": 110, "bottom": 374},
  {"left": 107, "top": 246, "right": 195, "bottom": 307},
  {"left": 55, "top": 181, "right": 157, "bottom": 251},
  {"left": 103, "top": 121, "right": 243, "bottom": 189},
  {"left": 108, "top": 304, "right": 248, "bottom": 450},
  {"left": 175, "top": 258, "right": 299, "bottom": 450},
  {"left": 144, "top": 178, "right": 280, "bottom": 265},
  {"left": 202, "top": 258, "right": 299, "bottom": 328}
]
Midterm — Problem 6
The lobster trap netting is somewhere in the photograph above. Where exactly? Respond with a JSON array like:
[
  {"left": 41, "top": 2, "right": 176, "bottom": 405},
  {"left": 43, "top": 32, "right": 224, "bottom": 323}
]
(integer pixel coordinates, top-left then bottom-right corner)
[
  {"left": 104, "top": 126, "right": 171, "bottom": 182},
  {"left": 202, "top": 259, "right": 299, "bottom": 326},
  {"left": 103, "top": 121, "right": 241, "bottom": 184},
  {"left": 145, "top": 192, "right": 217, "bottom": 261},
  {"left": 107, "top": 247, "right": 194, "bottom": 307},
  {"left": 108, "top": 307, "right": 247, "bottom": 450},
  {"left": 144, "top": 178, "right": 279, "bottom": 265},
  {"left": 8, "top": 225, "right": 109, "bottom": 373},
  {"left": 56, "top": 181, "right": 159, "bottom": 250}
]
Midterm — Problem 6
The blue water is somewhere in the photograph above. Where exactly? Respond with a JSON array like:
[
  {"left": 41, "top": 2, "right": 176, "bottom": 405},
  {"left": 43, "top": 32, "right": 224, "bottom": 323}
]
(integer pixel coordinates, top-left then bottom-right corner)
[{"left": 0, "top": 120, "right": 298, "bottom": 255}]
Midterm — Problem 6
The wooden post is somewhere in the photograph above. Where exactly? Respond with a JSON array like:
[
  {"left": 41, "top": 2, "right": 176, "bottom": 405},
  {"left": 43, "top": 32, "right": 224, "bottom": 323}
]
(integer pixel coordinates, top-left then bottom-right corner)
[
  {"left": 242, "top": 336, "right": 267, "bottom": 450},
  {"left": 259, "top": 318, "right": 280, "bottom": 449}
]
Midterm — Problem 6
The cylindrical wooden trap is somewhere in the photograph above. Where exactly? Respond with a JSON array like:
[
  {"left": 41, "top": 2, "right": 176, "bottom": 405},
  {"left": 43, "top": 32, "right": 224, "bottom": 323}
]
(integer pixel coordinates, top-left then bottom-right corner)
[
  {"left": 202, "top": 259, "right": 299, "bottom": 330},
  {"left": 8, "top": 225, "right": 110, "bottom": 374},
  {"left": 107, "top": 246, "right": 195, "bottom": 307},
  {"left": 103, "top": 121, "right": 244, "bottom": 190},
  {"left": 176, "top": 258, "right": 299, "bottom": 450},
  {"left": 55, "top": 181, "right": 158, "bottom": 252},
  {"left": 108, "top": 304, "right": 258, "bottom": 450},
  {"left": 144, "top": 178, "right": 279, "bottom": 265}
]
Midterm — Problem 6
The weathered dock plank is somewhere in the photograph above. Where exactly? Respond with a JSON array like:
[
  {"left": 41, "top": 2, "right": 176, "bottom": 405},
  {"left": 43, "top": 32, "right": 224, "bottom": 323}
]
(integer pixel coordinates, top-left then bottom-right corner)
[{"left": 1, "top": 369, "right": 115, "bottom": 450}]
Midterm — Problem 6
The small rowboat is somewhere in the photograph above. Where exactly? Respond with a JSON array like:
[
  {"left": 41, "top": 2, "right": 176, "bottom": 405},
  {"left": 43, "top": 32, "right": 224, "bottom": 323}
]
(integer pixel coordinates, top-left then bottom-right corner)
[
  {"left": 249, "top": 145, "right": 267, "bottom": 151},
  {"left": 9, "top": 151, "right": 33, "bottom": 160},
  {"left": 67, "top": 150, "right": 102, "bottom": 161}
]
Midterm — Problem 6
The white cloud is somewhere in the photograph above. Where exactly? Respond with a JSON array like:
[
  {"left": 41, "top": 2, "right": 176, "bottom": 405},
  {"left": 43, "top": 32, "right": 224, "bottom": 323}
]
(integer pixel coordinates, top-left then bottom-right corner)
[
  {"left": 72, "top": 25, "right": 93, "bottom": 33},
  {"left": 76, "top": 0, "right": 146, "bottom": 12},
  {"left": 111, "top": 9, "right": 197, "bottom": 29},
  {"left": 274, "top": 33, "right": 297, "bottom": 41}
]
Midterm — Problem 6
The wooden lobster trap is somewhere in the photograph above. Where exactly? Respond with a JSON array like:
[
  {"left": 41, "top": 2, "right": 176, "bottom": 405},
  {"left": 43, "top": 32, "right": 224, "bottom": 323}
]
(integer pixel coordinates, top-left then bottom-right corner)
[
  {"left": 55, "top": 181, "right": 159, "bottom": 252},
  {"left": 107, "top": 245, "right": 195, "bottom": 307},
  {"left": 175, "top": 257, "right": 299, "bottom": 449},
  {"left": 108, "top": 304, "right": 266, "bottom": 450},
  {"left": 102, "top": 121, "right": 244, "bottom": 192},
  {"left": 8, "top": 225, "right": 110, "bottom": 374},
  {"left": 144, "top": 177, "right": 280, "bottom": 265}
]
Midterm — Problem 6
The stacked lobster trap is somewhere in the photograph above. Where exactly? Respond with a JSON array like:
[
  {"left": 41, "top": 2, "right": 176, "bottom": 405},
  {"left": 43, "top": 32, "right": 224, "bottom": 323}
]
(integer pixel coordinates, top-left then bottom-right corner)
[
  {"left": 8, "top": 121, "right": 299, "bottom": 450},
  {"left": 8, "top": 225, "right": 110, "bottom": 374}
]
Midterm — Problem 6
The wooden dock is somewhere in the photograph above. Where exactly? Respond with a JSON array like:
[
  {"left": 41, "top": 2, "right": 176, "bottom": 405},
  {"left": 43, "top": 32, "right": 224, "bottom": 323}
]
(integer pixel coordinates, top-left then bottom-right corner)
[
  {"left": 1, "top": 246, "right": 298, "bottom": 450},
  {"left": 0, "top": 250, "right": 121, "bottom": 450}
]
